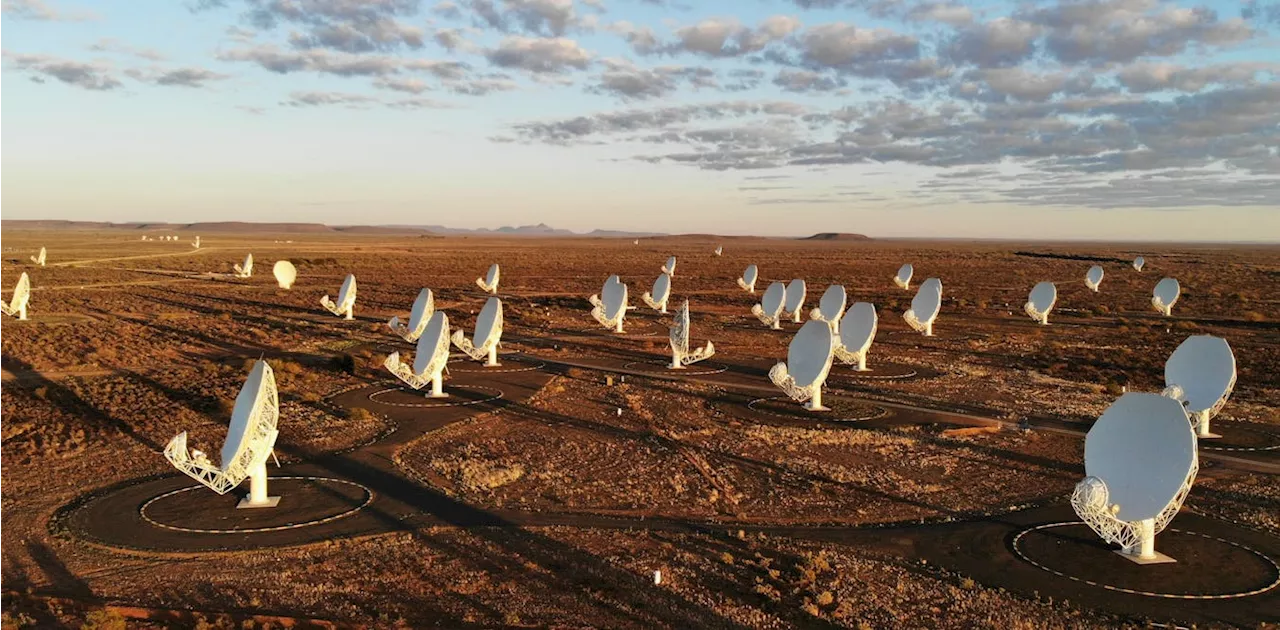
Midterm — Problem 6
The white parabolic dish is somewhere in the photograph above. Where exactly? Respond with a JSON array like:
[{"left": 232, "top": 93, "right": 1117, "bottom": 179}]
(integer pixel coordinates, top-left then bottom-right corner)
[
  {"left": 1086, "top": 265, "right": 1104, "bottom": 290},
  {"left": 743, "top": 265, "right": 758, "bottom": 286},
  {"left": 272, "top": 260, "right": 296, "bottom": 289},
  {"left": 1134, "top": 256, "right": 1145, "bottom": 271},
  {"left": 414, "top": 311, "right": 450, "bottom": 375},
  {"left": 895, "top": 264, "right": 913, "bottom": 288},
  {"left": 761, "top": 282, "right": 786, "bottom": 317},
  {"left": 787, "top": 319, "right": 835, "bottom": 388},
  {"left": 815, "top": 285, "right": 847, "bottom": 322},
  {"left": 785, "top": 279, "right": 806, "bottom": 313},
  {"left": 602, "top": 275, "right": 628, "bottom": 321},
  {"left": 486, "top": 264, "right": 500, "bottom": 287},
  {"left": 338, "top": 274, "right": 356, "bottom": 305},
  {"left": 1026, "top": 281, "right": 1057, "bottom": 323},
  {"left": 222, "top": 360, "right": 274, "bottom": 467},
  {"left": 1153, "top": 278, "right": 1180, "bottom": 310},
  {"left": 1166, "top": 335, "right": 1236, "bottom": 417},
  {"left": 651, "top": 273, "right": 671, "bottom": 304},
  {"left": 663, "top": 256, "right": 677, "bottom": 276},
  {"left": 475, "top": 297, "right": 502, "bottom": 347},
  {"left": 1085, "top": 392, "right": 1196, "bottom": 522},
  {"left": 841, "top": 302, "right": 877, "bottom": 354},
  {"left": 912, "top": 280, "right": 942, "bottom": 320},
  {"left": 408, "top": 288, "right": 433, "bottom": 331}
]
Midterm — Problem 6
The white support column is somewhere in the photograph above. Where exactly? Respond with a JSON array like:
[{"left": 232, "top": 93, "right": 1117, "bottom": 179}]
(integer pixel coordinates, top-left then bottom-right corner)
[
  {"left": 924, "top": 322, "right": 933, "bottom": 336},
  {"left": 670, "top": 349, "right": 683, "bottom": 369},
  {"left": 792, "top": 309, "right": 802, "bottom": 323},
  {"left": 805, "top": 388, "right": 830, "bottom": 412},
  {"left": 237, "top": 459, "right": 280, "bottom": 509},
  {"left": 615, "top": 318, "right": 624, "bottom": 334},
  {"left": 1194, "top": 411, "right": 1221, "bottom": 439},
  {"left": 429, "top": 374, "right": 447, "bottom": 398},
  {"left": 344, "top": 306, "right": 354, "bottom": 321},
  {"left": 856, "top": 355, "right": 867, "bottom": 372},
  {"left": 486, "top": 344, "right": 500, "bottom": 367},
  {"left": 771, "top": 319, "right": 781, "bottom": 330}
]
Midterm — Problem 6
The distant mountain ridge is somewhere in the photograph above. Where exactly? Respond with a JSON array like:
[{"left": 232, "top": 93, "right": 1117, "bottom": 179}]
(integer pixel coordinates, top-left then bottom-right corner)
[{"left": 2, "top": 220, "right": 665, "bottom": 238}]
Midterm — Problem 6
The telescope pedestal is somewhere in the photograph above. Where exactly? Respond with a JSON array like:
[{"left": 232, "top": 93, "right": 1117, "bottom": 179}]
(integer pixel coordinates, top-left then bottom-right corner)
[
  {"left": 237, "top": 461, "right": 280, "bottom": 509},
  {"left": 1115, "top": 518, "right": 1176, "bottom": 565}
]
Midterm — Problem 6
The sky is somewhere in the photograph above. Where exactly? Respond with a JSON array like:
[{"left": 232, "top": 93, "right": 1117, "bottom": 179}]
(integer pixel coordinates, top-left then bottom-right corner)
[{"left": 2, "top": 0, "right": 1279, "bottom": 240}]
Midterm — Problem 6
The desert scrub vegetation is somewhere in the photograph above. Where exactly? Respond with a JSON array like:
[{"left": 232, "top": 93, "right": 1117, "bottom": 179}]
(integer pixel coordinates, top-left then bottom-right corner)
[{"left": 430, "top": 445, "right": 527, "bottom": 493}]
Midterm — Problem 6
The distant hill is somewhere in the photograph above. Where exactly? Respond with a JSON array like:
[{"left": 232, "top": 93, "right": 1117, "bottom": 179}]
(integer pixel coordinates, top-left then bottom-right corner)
[
  {"left": 3, "top": 219, "right": 664, "bottom": 238},
  {"left": 803, "top": 232, "right": 872, "bottom": 241}
]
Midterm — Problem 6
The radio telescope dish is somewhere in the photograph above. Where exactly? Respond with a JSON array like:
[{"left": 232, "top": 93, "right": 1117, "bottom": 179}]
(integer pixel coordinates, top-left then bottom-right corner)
[
  {"left": 164, "top": 360, "right": 282, "bottom": 508},
  {"left": 234, "top": 253, "right": 254, "bottom": 279},
  {"left": 809, "top": 284, "right": 847, "bottom": 328},
  {"left": 1164, "top": 335, "right": 1236, "bottom": 439},
  {"left": 834, "top": 302, "right": 877, "bottom": 371},
  {"left": 1151, "top": 278, "right": 1180, "bottom": 316},
  {"left": 783, "top": 279, "right": 807, "bottom": 323},
  {"left": 903, "top": 278, "right": 942, "bottom": 336},
  {"left": 389, "top": 288, "right": 435, "bottom": 342},
  {"left": 1070, "top": 392, "right": 1197, "bottom": 564},
  {"left": 669, "top": 300, "right": 715, "bottom": 369},
  {"left": 738, "top": 264, "right": 759, "bottom": 293},
  {"left": 661, "top": 256, "right": 677, "bottom": 277},
  {"left": 272, "top": 260, "right": 296, "bottom": 289},
  {"left": 1085, "top": 265, "right": 1104, "bottom": 292},
  {"left": 321, "top": 273, "right": 357, "bottom": 319},
  {"left": 386, "top": 311, "right": 451, "bottom": 397},
  {"left": 2, "top": 272, "right": 32, "bottom": 320},
  {"left": 769, "top": 319, "right": 836, "bottom": 411},
  {"left": 1133, "top": 256, "right": 1145, "bottom": 272},
  {"left": 192, "top": 236, "right": 201, "bottom": 249},
  {"left": 893, "top": 264, "right": 913, "bottom": 290},
  {"left": 714, "top": 246, "right": 723, "bottom": 256},
  {"left": 30, "top": 247, "right": 46, "bottom": 266},
  {"left": 642, "top": 273, "right": 672, "bottom": 314},
  {"left": 1024, "top": 281, "right": 1057, "bottom": 325},
  {"left": 452, "top": 297, "right": 504, "bottom": 366},
  {"left": 590, "top": 275, "right": 629, "bottom": 332},
  {"left": 752, "top": 281, "right": 787, "bottom": 329},
  {"left": 476, "top": 263, "right": 500, "bottom": 294}
]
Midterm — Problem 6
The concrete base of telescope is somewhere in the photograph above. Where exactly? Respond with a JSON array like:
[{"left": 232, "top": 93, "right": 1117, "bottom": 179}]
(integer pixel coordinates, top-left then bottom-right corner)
[
  {"left": 1115, "top": 550, "right": 1177, "bottom": 565},
  {"left": 237, "top": 496, "right": 281, "bottom": 509}
]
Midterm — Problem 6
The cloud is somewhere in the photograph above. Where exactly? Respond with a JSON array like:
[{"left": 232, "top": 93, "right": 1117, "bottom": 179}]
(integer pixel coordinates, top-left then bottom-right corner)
[
  {"left": 282, "top": 89, "right": 451, "bottom": 108},
  {"left": 2, "top": 0, "right": 97, "bottom": 21},
  {"left": 790, "top": 23, "right": 920, "bottom": 69},
  {"left": 126, "top": 66, "right": 233, "bottom": 87},
  {"left": 2, "top": 51, "right": 121, "bottom": 90},
  {"left": 1114, "top": 61, "right": 1278, "bottom": 93},
  {"left": 88, "top": 38, "right": 169, "bottom": 61},
  {"left": 217, "top": 44, "right": 466, "bottom": 78},
  {"left": 1242, "top": 0, "right": 1280, "bottom": 25},
  {"left": 905, "top": 2, "right": 973, "bottom": 26},
  {"left": 588, "top": 58, "right": 719, "bottom": 100},
  {"left": 772, "top": 68, "right": 846, "bottom": 93},
  {"left": 485, "top": 36, "right": 591, "bottom": 73},
  {"left": 199, "top": 0, "right": 427, "bottom": 53},
  {"left": 459, "top": 0, "right": 591, "bottom": 36},
  {"left": 941, "top": 18, "right": 1041, "bottom": 68}
]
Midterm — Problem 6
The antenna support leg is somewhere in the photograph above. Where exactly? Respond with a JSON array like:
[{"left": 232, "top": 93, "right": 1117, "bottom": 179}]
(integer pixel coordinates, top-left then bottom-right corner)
[
  {"left": 237, "top": 460, "right": 280, "bottom": 509},
  {"left": 856, "top": 355, "right": 868, "bottom": 372},
  {"left": 344, "top": 308, "right": 354, "bottom": 321},
  {"left": 485, "top": 345, "right": 501, "bottom": 367},
  {"left": 429, "top": 374, "right": 447, "bottom": 398},
  {"left": 1116, "top": 518, "right": 1175, "bottom": 564},
  {"left": 615, "top": 319, "right": 624, "bottom": 334},
  {"left": 670, "top": 350, "right": 684, "bottom": 370},
  {"left": 924, "top": 322, "right": 933, "bottom": 336},
  {"left": 805, "top": 389, "right": 830, "bottom": 412},
  {"left": 792, "top": 310, "right": 802, "bottom": 323},
  {"left": 1194, "top": 411, "right": 1221, "bottom": 439}
]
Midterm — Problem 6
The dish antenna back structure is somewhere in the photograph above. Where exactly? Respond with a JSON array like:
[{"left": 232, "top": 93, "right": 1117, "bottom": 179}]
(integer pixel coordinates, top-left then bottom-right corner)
[
  {"left": 385, "top": 311, "right": 452, "bottom": 397},
  {"left": 669, "top": 300, "right": 715, "bottom": 369},
  {"left": 164, "top": 360, "right": 282, "bottom": 509},
  {"left": 272, "top": 260, "right": 296, "bottom": 289},
  {"left": 769, "top": 319, "right": 836, "bottom": 411},
  {"left": 590, "top": 275, "right": 629, "bottom": 333},
  {"left": 321, "top": 273, "right": 357, "bottom": 319},
  {"left": 903, "top": 278, "right": 942, "bottom": 336},
  {"left": 809, "top": 284, "right": 847, "bottom": 329},
  {"left": 453, "top": 297, "right": 504, "bottom": 366},
  {"left": 1164, "top": 335, "right": 1236, "bottom": 439},
  {"left": 834, "top": 302, "right": 877, "bottom": 371},
  {"left": 1085, "top": 265, "right": 1104, "bottom": 292},
  {"left": 1070, "top": 392, "right": 1198, "bottom": 564},
  {"left": 783, "top": 279, "right": 807, "bottom": 323},
  {"left": 2, "top": 272, "right": 31, "bottom": 320},
  {"left": 1152, "top": 278, "right": 1180, "bottom": 316},
  {"left": 389, "top": 288, "right": 435, "bottom": 342},
  {"left": 476, "top": 264, "right": 500, "bottom": 294},
  {"left": 738, "top": 265, "right": 759, "bottom": 293},
  {"left": 30, "top": 247, "right": 46, "bottom": 267},
  {"left": 1024, "top": 281, "right": 1057, "bottom": 325},
  {"left": 192, "top": 236, "right": 201, "bottom": 249},
  {"left": 661, "top": 256, "right": 677, "bottom": 277},
  {"left": 894, "top": 264, "right": 913, "bottom": 290},
  {"left": 234, "top": 254, "right": 254, "bottom": 279},
  {"left": 1133, "top": 256, "right": 1145, "bottom": 272},
  {"left": 752, "top": 281, "right": 787, "bottom": 329},
  {"left": 714, "top": 246, "right": 723, "bottom": 256},
  {"left": 642, "top": 273, "right": 672, "bottom": 314}
]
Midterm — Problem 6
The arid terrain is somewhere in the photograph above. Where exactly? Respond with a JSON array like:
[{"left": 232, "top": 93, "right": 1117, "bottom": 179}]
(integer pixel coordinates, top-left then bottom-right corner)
[{"left": 2, "top": 229, "right": 1278, "bottom": 629}]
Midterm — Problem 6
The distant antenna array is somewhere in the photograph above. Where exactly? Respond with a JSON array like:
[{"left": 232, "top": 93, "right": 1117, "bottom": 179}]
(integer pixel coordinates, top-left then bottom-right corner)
[
  {"left": 1024, "top": 281, "right": 1057, "bottom": 325},
  {"left": 833, "top": 302, "right": 877, "bottom": 371},
  {"left": 1133, "top": 256, "right": 1145, "bottom": 272},
  {"left": 30, "top": 247, "right": 46, "bottom": 267},
  {"left": 389, "top": 288, "right": 435, "bottom": 342},
  {"left": 1164, "top": 335, "right": 1236, "bottom": 439},
  {"left": 783, "top": 279, "right": 807, "bottom": 323},
  {"left": 669, "top": 300, "right": 715, "bottom": 369},
  {"left": 1, "top": 272, "right": 32, "bottom": 320},
  {"left": 1084, "top": 265, "right": 1104, "bottom": 292},
  {"left": 234, "top": 254, "right": 254, "bottom": 279},
  {"left": 769, "top": 319, "right": 836, "bottom": 411},
  {"left": 590, "top": 275, "right": 629, "bottom": 333},
  {"left": 272, "top": 260, "right": 297, "bottom": 289},
  {"left": 1151, "top": 278, "right": 1180, "bottom": 316},
  {"left": 752, "top": 281, "right": 787, "bottom": 329},
  {"left": 164, "top": 360, "right": 282, "bottom": 508},
  {"left": 476, "top": 264, "right": 500, "bottom": 294},
  {"left": 386, "top": 311, "right": 452, "bottom": 397},
  {"left": 321, "top": 274, "right": 358, "bottom": 319},
  {"left": 1071, "top": 392, "right": 1198, "bottom": 564},
  {"left": 737, "top": 264, "right": 759, "bottom": 293},
  {"left": 809, "top": 284, "right": 846, "bottom": 329},
  {"left": 903, "top": 277, "right": 942, "bottom": 336},
  {"left": 642, "top": 273, "right": 672, "bottom": 314},
  {"left": 452, "top": 296, "right": 504, "bottom": 366},
  {"left": 893, "top": 264, "right": 913, "bottom": 290}
]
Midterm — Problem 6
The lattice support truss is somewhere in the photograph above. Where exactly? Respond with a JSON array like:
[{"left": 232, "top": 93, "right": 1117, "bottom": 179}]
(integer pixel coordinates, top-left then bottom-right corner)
[
  {"left": 388, "top": 294, "right": 434, "bottom": 342},
  {"left": 385, "top": 336, "right": 450, "bottom": 395},
  {"left": 452, "top": 313, "right": 503, "bottom": 364},
  {"left": 476, "top": 275, "right": 499, "bottom": 294},
  {"left": 589, "top": 294, "right": 625, "bottom": 332},
  {"left": 669, "top": 303, "right": 714, "bottom": 368},
  {"left": 769, "top": 362, "right": 820, "bottom": 404},
  {"left": 233, "top": 256, "right": 253, "bottom": 279},
  {"left": 2, "top": 274, "right": 31, "bottom": 320},
  {"left": 752, "top": 304, "right": 783, "bottom": 329},
  {"left": 893, "top": 276, "right": 910, "bottom": 290},
  {"left": 164, "top": 367, "right": 281, "bottom": 496},
  {"left": 30, "top": 249, "right": 46, "bottom": 266},
  {"left": 321, "top": 292, "right": 356, "bottom": 320},
  {"left": 661, "top": 263, "right": 675, "bottom": 277},
  {"left": 1024, "top": 301, "right": 1051, "bottom": 325},
  {"left": 737, "top": 277, "right": 757, "bottom": 293},
  {"left": 903, "top": 309, "right": 933, "bottom": 336},
  {"left": 1152, "top": 296, "right": 1174, "bottom": 316},
  {"left": 192, "top": 237, "right": 201, "bottom": 249},
  {"left": 642, "top": 291, "right": 669, "bottom": 313},
  {"left": 1085, "top": 278, "right": 1101, "bottom": 292},
  {"left": 1070, "top": 461, "right": 1196, "bottom": 559}
]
